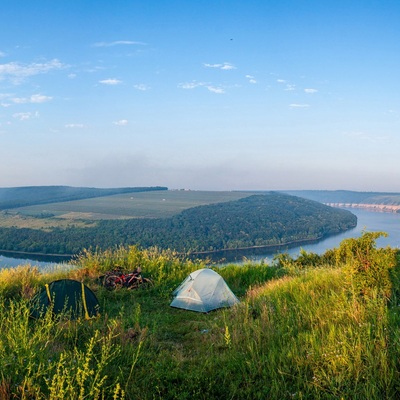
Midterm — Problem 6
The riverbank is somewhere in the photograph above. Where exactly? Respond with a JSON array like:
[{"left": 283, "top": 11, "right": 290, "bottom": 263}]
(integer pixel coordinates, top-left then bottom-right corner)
[
  {"left": 4, "top": 207, "right": 400, "bottom": 268},
  {"left": 327, "top": 203, "right": 400, "bottom": 213}
]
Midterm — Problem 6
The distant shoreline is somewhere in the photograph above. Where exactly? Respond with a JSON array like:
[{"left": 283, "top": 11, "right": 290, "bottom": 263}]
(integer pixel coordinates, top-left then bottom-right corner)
[
  {"left": 327, "top": 203, "right": 400, "bottom": 213},
  {"left": 0, "top": 233, "right": 342, "bottom": 261},
  {"left": 0, "top": 248, "right": 74, "bottom": 259}
]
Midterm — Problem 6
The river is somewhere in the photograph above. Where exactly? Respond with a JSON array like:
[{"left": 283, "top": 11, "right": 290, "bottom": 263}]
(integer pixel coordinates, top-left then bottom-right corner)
[{"left": 1, "top": 208, "right": 399, "bottom": 270}]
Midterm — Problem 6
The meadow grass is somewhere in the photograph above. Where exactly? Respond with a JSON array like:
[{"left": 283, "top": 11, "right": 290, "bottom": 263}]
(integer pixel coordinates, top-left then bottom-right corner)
[
  {"left": 0, "top": 233, "right": 399, "bottom": 399},
  {"left": 7, "top": 190, "right": 254, "bottom": 222}
]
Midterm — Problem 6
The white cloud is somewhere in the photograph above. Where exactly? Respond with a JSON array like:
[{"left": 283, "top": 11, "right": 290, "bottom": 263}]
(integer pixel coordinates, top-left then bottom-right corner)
[
  {"left": 13, "top": 111, "right": 39, "bottom": 120},
  {"left": 178, "top": 81, "right": 224, "bottom": 94},
  {"left": 204, "top": 62, "right": 236, "bottom": 70},
  {"left": 304, "top": 88, "right": 318, "bottom": 94},
  {"left": 277, "top": 79, "right": 286, "bottom": 83},
  {"left": 68, "top": 73, "right": 77, "bottom": 79},
  {"left": 289, "top": 103, "right": 310, "bottom": 108},
  {"left": 99, "top": 78, "right": 122, "bottom": 85},
  {"left": 0, "top": 51, "right": 6, "bottom": 57},
  {"left": 93, "top": 40, "right": 146, "bottom": 47},
  {"left": 284, "top": 84, "right": 296, "bottom": 91},
  {"left": 0, "top": 59, "right": 64, "bottom": 83},
  {"left": 65, "top": 123, "right": 85, "bottom": 128},
  {"left": 134, "top": 84, "right": 149, "bottom": 91},
  {"left": 178, "top": 81, "right": 205, "bottom": 90},
  {"left": 206, "top": 86, "right": 224, "bottom": 94},
  {"left": 246, "top": 75, "right": 257, "bottom": 84},
  {"left": 114, "top": 119, "right": 128, "bottom": 126},
  {"left": 12, "top": 94, "right": 52, "bottom": 104}
]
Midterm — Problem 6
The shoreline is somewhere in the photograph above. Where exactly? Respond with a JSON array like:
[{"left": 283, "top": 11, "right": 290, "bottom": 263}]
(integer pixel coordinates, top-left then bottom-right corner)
[
  {"left": 0, "top": 231, "right": 349, "bottom": 261},
  {"left": 187, "top": 236, "right": 324, "bottom": 256},
  {"left": 327, "top": 203, "right": 400, "bottom": 213}
]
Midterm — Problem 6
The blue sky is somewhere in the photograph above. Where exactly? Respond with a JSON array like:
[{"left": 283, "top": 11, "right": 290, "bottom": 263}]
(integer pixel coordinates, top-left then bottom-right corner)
[{"left": 1, "top": 1, "right": 399, "bottom": 191}]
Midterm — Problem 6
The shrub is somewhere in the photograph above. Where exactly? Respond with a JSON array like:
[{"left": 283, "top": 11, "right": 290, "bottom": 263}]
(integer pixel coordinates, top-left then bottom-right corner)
[{"left": 334, "top": 231, "right": 397, "bottom": 299}]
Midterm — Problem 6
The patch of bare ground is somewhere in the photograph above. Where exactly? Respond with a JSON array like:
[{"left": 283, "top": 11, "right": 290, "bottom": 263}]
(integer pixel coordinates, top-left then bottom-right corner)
[{"left": 0, "top": 212, "right": 95, "bottom": 230}]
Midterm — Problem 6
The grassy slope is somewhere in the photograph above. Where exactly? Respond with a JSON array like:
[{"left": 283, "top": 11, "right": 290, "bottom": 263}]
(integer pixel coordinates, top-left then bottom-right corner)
[
  {"left": 0, "top": 186, "right": 167, "bottom": 210},
  {"left": 1, "top": 190, "right": 254, "bottom": 228},
  {"left": 1, "top": 234, "right": 400, "bottom": 399}
]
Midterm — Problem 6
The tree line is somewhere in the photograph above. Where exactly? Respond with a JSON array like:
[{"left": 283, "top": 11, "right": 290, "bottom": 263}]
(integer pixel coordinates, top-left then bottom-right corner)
[{"left": 0, "top": 193, "right": 357, "bottom": 256}]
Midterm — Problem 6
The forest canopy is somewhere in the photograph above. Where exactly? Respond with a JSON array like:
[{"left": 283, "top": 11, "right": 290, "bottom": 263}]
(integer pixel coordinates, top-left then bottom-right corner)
[{"left": 0, "top": 192, "right": 357, "bottom": 256}]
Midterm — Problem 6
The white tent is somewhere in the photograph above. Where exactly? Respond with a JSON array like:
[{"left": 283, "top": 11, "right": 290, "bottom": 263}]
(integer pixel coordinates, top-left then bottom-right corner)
[{"left": 170, "top": 268, "right": 239, "bottom": 313}]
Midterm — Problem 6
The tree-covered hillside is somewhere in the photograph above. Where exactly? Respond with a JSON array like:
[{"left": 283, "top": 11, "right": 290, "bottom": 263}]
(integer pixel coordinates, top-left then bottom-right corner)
[
  {"left": 0, "top": 192, "right": 357, "bottom": 255},
  {"left": 0, "top": 186, "right": 167, "bottom": 210}
]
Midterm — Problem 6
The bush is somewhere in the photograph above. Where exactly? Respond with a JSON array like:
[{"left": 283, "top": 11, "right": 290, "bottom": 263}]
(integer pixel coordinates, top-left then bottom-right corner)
[{"left": 335, "top": 231, "right": 397, "bottom": 299}]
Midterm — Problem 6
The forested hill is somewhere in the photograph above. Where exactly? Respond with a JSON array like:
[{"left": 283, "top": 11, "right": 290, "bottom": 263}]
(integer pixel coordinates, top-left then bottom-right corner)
[
  {"left": 0, "top": 186, "right": 167, "bottom": 210},
  {"left": 281, "top": 190, "right": 400, "bottom": 205},
  {"left": 0, "top": 192, "right": 357, "bottom": 255}
]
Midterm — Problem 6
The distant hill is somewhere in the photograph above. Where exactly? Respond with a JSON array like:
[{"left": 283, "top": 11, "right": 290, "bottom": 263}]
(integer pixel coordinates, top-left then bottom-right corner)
[
  {"left": 281, "top": 190, "right": 400, "bottom": 206},
  {"left": 0, "top": 186, "right": 168, "bottom": 210},
  {"left": 0, "top": 192, "right": 357, "bottom": 255}
]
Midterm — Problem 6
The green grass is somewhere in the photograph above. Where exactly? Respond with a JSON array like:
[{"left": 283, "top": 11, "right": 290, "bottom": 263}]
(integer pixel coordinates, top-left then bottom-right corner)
[
  {"left": 9, "top": 190, "right": 254, "bottom": 220},
  {"left": 1, "top": 234, "right": 400, "bottom": 399}
]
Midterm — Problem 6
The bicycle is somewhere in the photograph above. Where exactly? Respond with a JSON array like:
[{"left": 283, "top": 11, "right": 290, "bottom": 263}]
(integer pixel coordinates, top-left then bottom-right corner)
[{"left": 103, "top": 268, "right": 154, "bottom": 291}]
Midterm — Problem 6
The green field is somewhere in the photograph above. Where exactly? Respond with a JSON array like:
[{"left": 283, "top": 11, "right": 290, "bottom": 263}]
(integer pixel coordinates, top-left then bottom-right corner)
[{"left": 5, "top": 190, "right": 254, "bottom": 223}]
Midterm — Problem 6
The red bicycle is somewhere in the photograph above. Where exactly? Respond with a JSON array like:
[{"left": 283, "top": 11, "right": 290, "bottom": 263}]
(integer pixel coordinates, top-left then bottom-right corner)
[{"left": 103, "top": 267, "right": 154, "bottom": 290}]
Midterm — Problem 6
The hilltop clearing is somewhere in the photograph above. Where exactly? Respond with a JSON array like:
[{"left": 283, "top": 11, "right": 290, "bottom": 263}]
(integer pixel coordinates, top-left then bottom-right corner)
[
  {"left": 0, "top": 185, "right": 167, "bottom": 210},
  {"left": 5, "top": 189, "right": 253, "bottom": 222}
]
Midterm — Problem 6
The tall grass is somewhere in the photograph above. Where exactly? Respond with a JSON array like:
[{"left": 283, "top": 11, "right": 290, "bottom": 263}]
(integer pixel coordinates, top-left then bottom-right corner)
[
  {"left": 220, "top": 267, "right": 400, "bottom": 398},
  {"left": 0, "top": 233, "right": 399, "bottom": 399},
  {"left": 0, "top": 297, "right": 136, "bottom": 399}
]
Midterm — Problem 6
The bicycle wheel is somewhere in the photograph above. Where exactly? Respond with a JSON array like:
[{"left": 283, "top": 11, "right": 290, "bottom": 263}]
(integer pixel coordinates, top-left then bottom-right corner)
[
  {"left": 104, "top": 274, "right": 120, "bottom": 290},
  {"left": 127, "top": 276, "right": 154, "bottom": 290},
  {"left": 141, "top": 277, "right": 154, "bottom": 289}
]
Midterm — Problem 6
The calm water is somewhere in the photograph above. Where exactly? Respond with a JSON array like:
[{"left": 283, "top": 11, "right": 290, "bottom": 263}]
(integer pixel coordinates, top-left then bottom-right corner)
[
  {"left": 0, "top": 252, "right": 73, "bottom": 271},
  {"left": 1, "top": 208, "right": 399, "bottom": 269},
  {"left": 198, "top": 208, "right": 400, "bottom": 263}
]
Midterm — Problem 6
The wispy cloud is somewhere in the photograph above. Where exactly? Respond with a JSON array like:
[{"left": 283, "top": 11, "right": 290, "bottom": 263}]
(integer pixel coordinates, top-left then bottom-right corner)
[
  {"left": 204, "top": 62, "right": 236, "bottom": 70},
  {"left": 65, "top": 123, "right": 85, "bottom": 128},
  {"left": 0, "top": 51, "right": 6, "bottom": 57},
  {"left": 277, "top": 79, "right": 295, "bottom": 91},
  {"left": 178, "top": 81, "right": 224, "bottom": 94},
  {"left": 289, "top": 103, "right": 310, "bottom": 108},
  {"left": 12, "top": 94, "right": 52, "bottom": 104},
  {"left": 99, "top": 78, "right": 122, "bottom": 85},
  {"left": 304, "top": 88, "right": 318, "bottom": 94},
  {"left": 134, "top": 84, "right": 149, "bottom": 91},
  {"left": 0, "top": 59, "right": 64, "bottom": 83},
  {"left": 246, "top": 75, "right": 257, "bottom": 84},
  {"left": 178, "top": 81, "right": 205, "bottom": 90},
  {"left": 206, "top": 86, "right": 224, "bottom": 94},
  {"left": 113, "top": 119, "right": 128, "bottom": 126},
  {"left": 93, "top": 40, "right": 146, "bottom": 47},
  {"left": 13, "top": 111, "right": 39, "bottom": 120}
]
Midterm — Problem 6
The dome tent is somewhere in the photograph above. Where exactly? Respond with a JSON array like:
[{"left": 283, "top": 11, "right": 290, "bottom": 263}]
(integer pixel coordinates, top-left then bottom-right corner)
[
  {"left": 30, "top": 279, "right": 100, "bottom": 320},
  {"left": 170, "top": 268, "right": 239, "bottom": 313}
]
